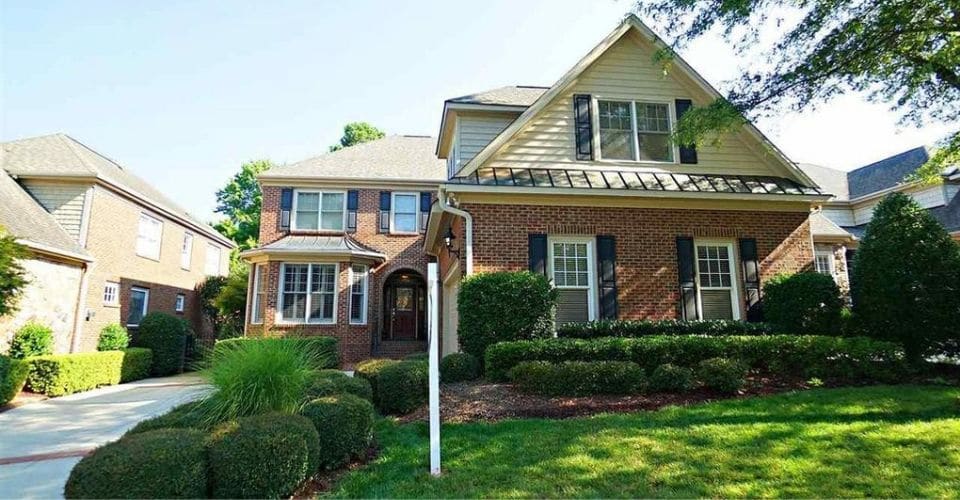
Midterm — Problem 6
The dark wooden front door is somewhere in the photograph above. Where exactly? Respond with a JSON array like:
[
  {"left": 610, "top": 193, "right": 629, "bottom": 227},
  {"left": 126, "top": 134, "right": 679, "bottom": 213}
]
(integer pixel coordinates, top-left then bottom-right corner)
[
  {"left": 383, "top": 271, "right": 426, "bottom": 341},
  {"left": 390, "top": 286, "right": 418, "bottom": 340}
]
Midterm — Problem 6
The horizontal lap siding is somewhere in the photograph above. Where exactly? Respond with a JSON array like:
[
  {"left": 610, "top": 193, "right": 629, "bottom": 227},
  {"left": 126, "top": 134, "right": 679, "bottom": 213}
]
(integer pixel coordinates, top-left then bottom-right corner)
[
  {"left": 465, "top": 202, "right": 813, "bottom": 320},
  {"left": 458, "top": 113, "right": 516, "bottom": 166},
  {"left": 22, "top": 181, "right": 89, "bottom": 239}
]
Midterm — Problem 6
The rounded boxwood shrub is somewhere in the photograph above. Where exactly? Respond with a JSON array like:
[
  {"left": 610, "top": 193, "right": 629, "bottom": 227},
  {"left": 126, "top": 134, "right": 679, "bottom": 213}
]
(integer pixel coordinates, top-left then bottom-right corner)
[
  {"left": 208, "top": 412, "right": 320, "bottom": 499},
  {"left": 1, "top": 354, "right": 29, "bottom": 405},
  {"left": 304, "top": 373, "right": 373, "bottom": 402},
  {"left": 354, "top": 358, "right": 398, "bottom": 405},
  {"left": 8, "top": 322, "right": 54, "bottom": 359},
  {"left": 301, "top": 394, "right": 375, "bottom": 469},
  {"left": 440, "top": 352, "right": 480, "bottom": 383},
  {"left": 377, "top": 360, "right": 428, "bottom": 415},
  {"left": 458, "top": 271, "right": 558, "bottom": 363},
  {"left": 134, "top": 312, "right": 187, "bottom": 376},
  {"left": 64, "top": 428, "right": 207, "bottom": 499},
  {"left": 97, "top": 324, "right": 129, "bottom": 351},
  {"left": 697, "top": 357, "right": 748, "bottom": 394},
  {"left": 649, "top": 363, "right": 694, "bottom": 393},
  {"left": 763, "top": 272, "right": 844, "bottom": 335}
]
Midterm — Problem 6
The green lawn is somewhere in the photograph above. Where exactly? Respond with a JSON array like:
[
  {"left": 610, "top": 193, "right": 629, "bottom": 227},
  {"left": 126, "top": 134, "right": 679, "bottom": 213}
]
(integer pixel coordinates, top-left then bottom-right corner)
[{"left": 327, "top": 385, "right": 960, "bottom": 498}]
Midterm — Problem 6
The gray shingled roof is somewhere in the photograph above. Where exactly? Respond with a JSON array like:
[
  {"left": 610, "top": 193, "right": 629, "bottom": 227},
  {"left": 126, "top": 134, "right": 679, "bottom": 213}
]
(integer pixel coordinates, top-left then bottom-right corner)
[
  {"left": 263, "top": 135, "right": 446, "bottom": 181},
  {"left": 798, "top": 163, "right": 850, "bottom": 201},
  {"left": 447, "top": 86, "right": 548, "bottom": 106},
  {"left": 810, "top": 211, "right": 853, "bottom": 239},
  {"left": 847, "top": 146, "right": 931, "bottom": 199},
  {"left": 1, "top": 134, "right": 232, "bottom": 246},
  {"left": 0, "top": 168, "right": 91, "bottom": 260}
]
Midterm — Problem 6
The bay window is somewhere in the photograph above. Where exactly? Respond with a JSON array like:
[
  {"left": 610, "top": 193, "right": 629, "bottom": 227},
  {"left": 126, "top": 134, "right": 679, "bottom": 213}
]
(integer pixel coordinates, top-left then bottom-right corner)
[
  {"left": 349, "top": 264, "right": 368, "bottom": 324},
  {"left": 279, "top": 263, "right": 337, "bottom": 324},
  {"left": 293, "top": 190, "right": 345, "bottom": 231},
  {"left": 597, "top": 99, "right": 674, "bottom": 162},
  {"left": 251, "top": 264, "right": 265, "bottom": 324}
]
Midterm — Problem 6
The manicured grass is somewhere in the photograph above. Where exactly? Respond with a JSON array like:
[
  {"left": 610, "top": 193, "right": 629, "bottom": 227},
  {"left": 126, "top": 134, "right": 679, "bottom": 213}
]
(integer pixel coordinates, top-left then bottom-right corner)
[{"left": 327, "top": 386, "right": 960, "bottom": 498}]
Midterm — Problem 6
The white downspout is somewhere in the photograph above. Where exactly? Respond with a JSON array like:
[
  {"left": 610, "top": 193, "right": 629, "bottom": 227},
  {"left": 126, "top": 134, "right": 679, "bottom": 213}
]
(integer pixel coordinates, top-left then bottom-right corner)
[
  {"left": 70, "top": 261, "right": 93, "bottom": 353},
  {"left": 436, "top": 187, "right": 473, "bottom": 276}
]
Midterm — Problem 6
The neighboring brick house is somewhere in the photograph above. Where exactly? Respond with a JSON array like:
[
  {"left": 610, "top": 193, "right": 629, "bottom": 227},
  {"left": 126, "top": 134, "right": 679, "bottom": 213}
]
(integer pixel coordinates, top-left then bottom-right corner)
[
  {"left": 243, "top": 16, "right": 831, "bottom": 364},
  {"left": 1, "top": 134, "right": 235, "bottom": 353},
  {"left": 800, "top": 147, "right": 960, "bottom": 295}
]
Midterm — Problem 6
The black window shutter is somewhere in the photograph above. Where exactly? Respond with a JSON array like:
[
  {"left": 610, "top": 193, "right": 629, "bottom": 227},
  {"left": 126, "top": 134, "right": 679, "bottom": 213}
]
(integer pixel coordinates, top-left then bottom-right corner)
[
  {"left": 419, "top": 192, "right": 431, "bottom": 232},
  {"left": 573, "top": 94, "right": 594, "bottom": 161},
  {"left": 597, "top": 235, "right": 618, "bottom": 319},
  {"left": 528, "top": 234, "right": 548, "bottom": 276},
  {"left": 280, "top": 188, "right": 293, "bottom": 230},
  {"left": 739, "top": 238, "right": 763, "bottom": 322},
  {"left": 346, "top": 190, "right": 358, "bottom": 233},
  {"left": 674, "top": 99, "right": 698, "bottom": 164},
  {"left": 676, "top": 236, "right": 699, "bottom": 321},
  {"left": 378, "top": 191, "right": 391, "bottom": 233}
]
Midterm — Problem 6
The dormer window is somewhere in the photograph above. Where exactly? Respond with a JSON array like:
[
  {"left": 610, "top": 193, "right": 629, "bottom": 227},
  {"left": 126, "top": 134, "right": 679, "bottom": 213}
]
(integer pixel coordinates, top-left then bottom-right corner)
[
  {"left": 293, "top": 190, "right": 346, "bottom": 231},
  {"left": 597, "top": 100, "right": 674, "bottom": 163}
]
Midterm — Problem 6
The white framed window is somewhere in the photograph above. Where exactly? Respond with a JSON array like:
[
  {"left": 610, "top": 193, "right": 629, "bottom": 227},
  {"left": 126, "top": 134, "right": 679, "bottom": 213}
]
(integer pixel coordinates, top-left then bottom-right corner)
[
  {"left": 181, "top": 233, "right": 194, "bottom": 270},
  {"left": 103, "top": 281, "right": 119, "bottom": 306},
  {"left": 694, "top": 242, "right": 741, "bottom": 320},
  {"left": 205, "top": 244, "right": 222, "bottom": 276},
  {"left": 292, "top": 190, "right": 346, "bottom": 231},
  {"left": 596, "top": 99, "right": 675, "bottom": 163},
  {"left": 391, "top": 192, "right": 419, "bottom": 234},
  {"left": 175, "top": 293, "right": 185, "bottom": 313},
  {"left": 548, "top": 237, "right": 597, "bottom": 325},
  {"left": 815, "top": 250, "right": 835, "bottom": 277},
  {"left": 278, "top": 263, "right": 338, "bottom": 324},
  {"left": 251, "top": 264, "right": 266, "bottom": 324},
  {"left": 127, "top": 286, "right": 149, "bottom": 327},
  {"left": 135, "top": 213, "right": 163, "bottom": 260},
  {"left": 349, "top": 264, "right": 369, "bottom": 324}
]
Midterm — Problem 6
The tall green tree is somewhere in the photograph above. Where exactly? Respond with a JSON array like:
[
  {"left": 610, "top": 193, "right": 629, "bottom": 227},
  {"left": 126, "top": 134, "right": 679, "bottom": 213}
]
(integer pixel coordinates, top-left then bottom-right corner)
[
  {"left": 214, "top": 160, "right": 273, "bottom": 251},
  {"left": 329, "top": 122, "right": 385, "bottom": 152},
  {"left": 636, "top": 0, "right": 959, "bottom": 181},
  {"left": 0, "top": 227, "right": 29, "bottom": 317},
  {"left": 851, "top": 193, "right": 960, "bottom": 365}
]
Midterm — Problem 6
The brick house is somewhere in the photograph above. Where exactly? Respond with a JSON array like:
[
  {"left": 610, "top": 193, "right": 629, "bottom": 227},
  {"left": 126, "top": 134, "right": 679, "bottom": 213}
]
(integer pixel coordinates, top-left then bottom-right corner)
[
  {"left": 1, "top": 134, "right": 235, "bottom": 353},
  {"left": 242, "top": 16, "right": 831, "bottom": 363}
]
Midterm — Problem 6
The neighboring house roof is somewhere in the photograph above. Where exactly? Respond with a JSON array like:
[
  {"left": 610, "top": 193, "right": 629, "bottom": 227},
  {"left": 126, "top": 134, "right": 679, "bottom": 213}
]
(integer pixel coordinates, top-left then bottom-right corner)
[
  {"left": 798, "top": 163, "right": 851, "bottom": 201},
  {"left": 446, "top": 86, "right": 549, "bottom": 107},
  {"left": 846, "top": 146, "right": 931, "bottom": 199},
  {"left": 262, "top": 135, "right": 446, "bottom": 182},
  {"left": 451, "top": 167, "right": 823, "bottom": 195},
  {"left": 1, "top": 134, "right": 234, "bottom": 247},
  {"left": 241, "top": 235, "right": 386, "bottom": 263},
  {"left": 0, "top": 168, "right": 92, "bottom": 262}
]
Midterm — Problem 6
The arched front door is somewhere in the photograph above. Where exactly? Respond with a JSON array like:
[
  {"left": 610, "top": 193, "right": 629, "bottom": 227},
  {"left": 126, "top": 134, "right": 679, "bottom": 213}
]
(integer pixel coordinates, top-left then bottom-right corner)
[{"left": 382, "top": 270, "right": 426, "bottom": 341}]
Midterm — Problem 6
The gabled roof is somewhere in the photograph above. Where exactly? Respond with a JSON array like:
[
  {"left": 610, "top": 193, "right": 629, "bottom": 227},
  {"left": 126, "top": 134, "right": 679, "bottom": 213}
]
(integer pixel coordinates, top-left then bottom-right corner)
[
  {"left": 0, "top": 168, "right": 92, "bottom": 262},
  {"left": 457, "top": 15, "right": 818, "bottom": 188},
  {"left": 1, "top": 134, "right": 234, "bottom": 247},
  {"left": 262, "top": 135, "right": 446, "bottom": 183},
  {"left": 447, "top": 86, "right": 548, "bottom": 107},
  {"left": 809, "top": 211, "right": 853, "bottom": 240},
  {"left": 847, "top": 146, "right": 931, "bottom": 199}
]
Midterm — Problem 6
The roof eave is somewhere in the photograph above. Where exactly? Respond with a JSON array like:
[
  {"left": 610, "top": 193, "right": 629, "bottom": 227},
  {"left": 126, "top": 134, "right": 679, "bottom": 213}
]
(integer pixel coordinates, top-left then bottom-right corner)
[
  {"left": 239, "top": 247, "right": 386, "bottom": 263},
  {"left": 17, "top": 239, "right": 95, "bottom": 264},
  {"left": 444, "top": 183, "right": 831, "bottom": 203},
  {"left": 258, "top": 175, "right": 444, "bottom": 187}
]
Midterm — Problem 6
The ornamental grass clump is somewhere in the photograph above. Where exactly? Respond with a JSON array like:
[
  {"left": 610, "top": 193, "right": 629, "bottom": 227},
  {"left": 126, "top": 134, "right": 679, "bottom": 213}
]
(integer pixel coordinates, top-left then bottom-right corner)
[{"left": 199, "top": 337, "right": 334, "bottom": 424}]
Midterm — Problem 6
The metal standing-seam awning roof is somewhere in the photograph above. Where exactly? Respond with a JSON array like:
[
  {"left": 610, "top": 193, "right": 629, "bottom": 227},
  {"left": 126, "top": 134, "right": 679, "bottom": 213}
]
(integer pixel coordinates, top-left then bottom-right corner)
[{"left": 240, "top": 235, "right": 386, "bottom": 263}]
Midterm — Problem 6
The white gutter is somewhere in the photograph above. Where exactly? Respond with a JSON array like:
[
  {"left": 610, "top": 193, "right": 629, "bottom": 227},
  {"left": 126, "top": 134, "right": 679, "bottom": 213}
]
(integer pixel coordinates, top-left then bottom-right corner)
[{"left": 437, "top": 186, "right": 474, "bottom": 276}]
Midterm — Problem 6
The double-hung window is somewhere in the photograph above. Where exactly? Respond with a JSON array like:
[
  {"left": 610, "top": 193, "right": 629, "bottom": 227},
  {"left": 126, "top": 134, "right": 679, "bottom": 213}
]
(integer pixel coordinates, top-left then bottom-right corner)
[
  {"left": 391, "top": 193, "right": 418, "bottom": 234},
  {"left": 175, "top": 293, "right": 185, "bottom": 313},
  {"left": 293, "top": 190, "right": 345, "bottom": 231},
  {"left": 597, "top": 99, "right": 674, "bottom": 162},
  {"left": 279, "top": 263, "right": 337, "bottom": 324},
  {"left": 549, "top": 238, "right": 596, "bottom": 325},
  {"left": 251, "top": 264, "right": 265, "bottom": 324},
  {"left": 127, "top": 287, "right": 149, "bottom": 327},
  {"left": 349, "top": 264, "right": 368, "bottom": 324},
  {"left": 205, "top": 244, "right": 221, "bottom": 276},
  {"left": 815, "top": 250, "right": 835, "bottom": 277},
  {"left": 136, "top": 213, "right": 163, "bottom": 260},
  {"left": 694, "top": 243, "right": 740, "bottom": 320},
  {"left": 181, "top": 233, "right": 193, "bottom": 270}
]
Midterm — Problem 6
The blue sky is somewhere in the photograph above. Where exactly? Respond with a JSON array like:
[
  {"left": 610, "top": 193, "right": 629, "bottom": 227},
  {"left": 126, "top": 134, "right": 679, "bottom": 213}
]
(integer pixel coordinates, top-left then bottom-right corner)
[{"left": 2, "top": 0, "right": 953, "bottom": 221}]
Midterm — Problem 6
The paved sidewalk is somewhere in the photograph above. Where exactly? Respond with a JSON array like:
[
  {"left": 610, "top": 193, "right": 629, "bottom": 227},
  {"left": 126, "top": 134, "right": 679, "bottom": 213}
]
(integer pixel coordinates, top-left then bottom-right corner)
[{"left": 0, "top": 373, "right": 210, "bottom": 499}]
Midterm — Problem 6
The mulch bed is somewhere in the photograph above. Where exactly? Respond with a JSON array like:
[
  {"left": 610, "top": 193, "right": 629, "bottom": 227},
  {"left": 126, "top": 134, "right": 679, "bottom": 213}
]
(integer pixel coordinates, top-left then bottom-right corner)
[{"left": 399, "top": 374, "right": 811, "bottom": 424}]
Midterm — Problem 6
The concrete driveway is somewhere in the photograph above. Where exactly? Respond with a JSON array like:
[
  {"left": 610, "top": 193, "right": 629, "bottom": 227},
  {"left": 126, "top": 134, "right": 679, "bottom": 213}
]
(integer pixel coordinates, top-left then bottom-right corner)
[{"left": 0, "top": 374, "right": 210, "bottom": 499}]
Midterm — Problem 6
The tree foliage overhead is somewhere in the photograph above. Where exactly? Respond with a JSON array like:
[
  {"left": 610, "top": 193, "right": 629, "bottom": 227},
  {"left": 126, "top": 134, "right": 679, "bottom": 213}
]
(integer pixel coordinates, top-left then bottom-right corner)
[
  {"left": 636, "top": 0, "right": 959, "bottom": 180},
  {"left": 0, "top": 227, "right": 29, "bottom": 317},
  {"left": 329, "top": 122, "right": 385, "bottom": 152},
  {"left": 214, "top": 159, "right": 273, "bottom": 251}
]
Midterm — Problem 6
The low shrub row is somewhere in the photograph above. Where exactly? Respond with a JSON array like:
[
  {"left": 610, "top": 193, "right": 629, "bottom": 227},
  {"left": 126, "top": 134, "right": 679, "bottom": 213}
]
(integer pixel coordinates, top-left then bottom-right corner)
[
  {"left": 25, "top": 349, "right": 154, "bottom": 397},
  {"left": 486, "top": 335, "right": 906, "bottom": 382},
  {"left": 1, "top": 354, "right": 29, "bottom": 405},
  {"left": 556, "top": 319, "right": 773, "bottom": 339}
]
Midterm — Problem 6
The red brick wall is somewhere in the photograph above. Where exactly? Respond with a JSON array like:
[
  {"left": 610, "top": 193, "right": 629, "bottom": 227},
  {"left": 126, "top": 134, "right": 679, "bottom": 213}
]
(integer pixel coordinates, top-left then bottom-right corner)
[{"left": 462, "top": 203, "right": 813, "bottom": 320}]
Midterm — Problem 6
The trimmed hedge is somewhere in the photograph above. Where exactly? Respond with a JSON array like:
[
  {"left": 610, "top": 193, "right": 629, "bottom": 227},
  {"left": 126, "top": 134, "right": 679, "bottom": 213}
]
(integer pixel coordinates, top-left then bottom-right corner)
[
  {"left": 305, "top": 372, "right": 373, "bottom": 402},
  {"left": 763, "top": 272, "right": 844, "bottom": 335},
  {"left": 509, "top": 360, "right": 646, "bottom": 396},
  {"left": 135, "top": 312, "right": 187, "bottom": 377},
  {"left": 354, "top": 358, "right": 398, "bottom": 406},
  {"left": 440, "top": 353, "right": 480, "bottom": 383},
  {"left": 697, "top": 357, "right": 748, "bottom": 394},
  {"left": 65, "top": 428, "right": 208, "bottom": 499},
  {"left": 557, "top": 319, "right": 773, "bottom": 339},
  {"left": 485, "top": 335, "right": 906, "bottom": 382},
  {"left": 1, "top": 354, "right": 29, "bottom": 405},
  {"left": 208, "top": 413, "right": 320, "bottom": 499},
  {"left": 26, "top": 352, "right": 124, "bottom": 396},
  {"left": 649, "top": 364, "right": 694, "bottom": 393},
  {"left": 120, "top": 348, "right": 153, "bottom": 383},
  {"left": 97, "top": 323, "right": 130, "bottom": 351},
  {"left": 9, "top": 322, "right": 54, "bottom": 359},
  {"left": 214, "top": 336, "right": 339, "bottom": 369},
  {"left": 126, "top": 401, "right": 208, "bottom": 435},
  {"left": 403, "top": 352, "right": 429, "bottom": 361},
  {"left": 377, "top": 360, "right": 428, "bottom": 415},
  {"left": 301, "top": 394, "right": 375, "bottom": 469}
]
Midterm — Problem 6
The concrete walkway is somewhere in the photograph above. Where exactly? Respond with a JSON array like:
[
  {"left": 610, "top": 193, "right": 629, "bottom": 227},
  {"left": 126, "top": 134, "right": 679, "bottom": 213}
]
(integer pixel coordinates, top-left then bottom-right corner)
[{"left": 0, "top": 373, "right": 210, "bottom": 499}]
